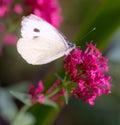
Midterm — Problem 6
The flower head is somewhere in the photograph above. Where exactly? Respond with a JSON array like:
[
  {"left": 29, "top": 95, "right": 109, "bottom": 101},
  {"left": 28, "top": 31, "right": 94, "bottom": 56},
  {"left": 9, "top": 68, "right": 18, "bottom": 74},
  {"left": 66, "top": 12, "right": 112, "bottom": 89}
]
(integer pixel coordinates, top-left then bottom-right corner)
[
  {"left": 47, "top": 79, "right": 65, "bottom": 105},
  {"left": 28, "top": 79, "right": 65, "bottom": 105},
  {"left": 14, "top": 4, "right": 23, "bottom": 14},
  {"left": 25, "top": 0, "right": 62, "bottom": 28},
  {"left": 3, "top": 34, "right": 18, "bottom": 44},
  {"left": 64, "top": 43, "right": 111, "bottom": 105},
  {"left": 28, "top": 80, "right": 44, "bottom": 104},
  {"left": 0, "top": 0, "right": 13, "bottom": 17}
]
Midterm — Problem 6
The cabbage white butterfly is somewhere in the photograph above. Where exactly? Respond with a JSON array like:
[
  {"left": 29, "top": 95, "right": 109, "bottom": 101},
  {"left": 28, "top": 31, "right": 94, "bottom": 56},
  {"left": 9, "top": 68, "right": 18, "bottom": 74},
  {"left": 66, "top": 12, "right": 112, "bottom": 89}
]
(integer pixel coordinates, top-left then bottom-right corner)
[{"left": 17, "top": 14, "right": 75, "bottom": 65}]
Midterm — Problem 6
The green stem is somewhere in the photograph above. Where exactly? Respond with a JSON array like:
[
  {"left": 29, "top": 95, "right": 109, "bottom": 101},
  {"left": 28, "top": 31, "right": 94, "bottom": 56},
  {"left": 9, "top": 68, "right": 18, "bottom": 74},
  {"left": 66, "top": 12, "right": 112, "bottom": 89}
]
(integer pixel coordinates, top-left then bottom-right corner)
[
  {"left": 46, "top": 87, "right": 62, "bottom": 98},
  {"left": 11, "top": 104, "right": 31, "bottom": 125}
]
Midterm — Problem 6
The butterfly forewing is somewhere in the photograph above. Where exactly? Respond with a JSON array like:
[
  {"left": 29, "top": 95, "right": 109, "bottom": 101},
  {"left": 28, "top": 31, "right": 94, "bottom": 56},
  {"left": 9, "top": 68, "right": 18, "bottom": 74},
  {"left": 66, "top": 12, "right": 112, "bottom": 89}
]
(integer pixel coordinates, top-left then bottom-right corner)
[{"left": 21, "top": 14, "right": 67, "bottom": 45}]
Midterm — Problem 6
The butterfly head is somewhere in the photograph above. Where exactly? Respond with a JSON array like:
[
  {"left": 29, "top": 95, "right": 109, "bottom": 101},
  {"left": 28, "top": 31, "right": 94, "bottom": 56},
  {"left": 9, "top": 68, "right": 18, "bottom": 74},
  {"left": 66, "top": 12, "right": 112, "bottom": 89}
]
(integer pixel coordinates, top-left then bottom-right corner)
[{"left": 65, "top": 42, "right": 76, "bottom": 55}]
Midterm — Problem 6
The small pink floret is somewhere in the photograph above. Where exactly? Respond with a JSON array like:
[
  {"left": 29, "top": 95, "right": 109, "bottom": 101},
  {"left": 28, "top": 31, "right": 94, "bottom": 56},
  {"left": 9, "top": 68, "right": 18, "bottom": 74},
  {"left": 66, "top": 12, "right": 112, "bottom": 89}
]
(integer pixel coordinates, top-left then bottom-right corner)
[
  {"left": 14, "top": 4, "right": 23, "bottom": 14},
  {"left": 0, "top": 0, "right": 13, "bottom": 17},
  {"left": 0, "top": 6, "right": 7, "bottom": 17},
  {"left": 3, "top": 34, "right": 17, "bottom": 44},
  {"left": 38, "top": 94, "right": 44, "bottom": 104}
]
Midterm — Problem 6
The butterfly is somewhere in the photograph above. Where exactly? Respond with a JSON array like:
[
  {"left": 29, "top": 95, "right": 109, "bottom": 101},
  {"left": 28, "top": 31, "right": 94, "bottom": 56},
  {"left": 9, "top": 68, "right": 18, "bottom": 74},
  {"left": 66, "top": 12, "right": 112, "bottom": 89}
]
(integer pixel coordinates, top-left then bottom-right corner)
[{"left": 17, "top": 14, "right": 76, "bottom": 65}]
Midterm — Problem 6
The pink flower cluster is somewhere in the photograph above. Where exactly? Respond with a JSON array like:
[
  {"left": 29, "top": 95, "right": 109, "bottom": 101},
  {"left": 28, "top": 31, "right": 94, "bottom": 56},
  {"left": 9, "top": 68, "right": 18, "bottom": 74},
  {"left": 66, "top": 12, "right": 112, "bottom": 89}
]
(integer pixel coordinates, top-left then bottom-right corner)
[
  {"left": 28, "top": 80, "right": 44, "bottom": 104},
  {"left": 25, "top": 0, "right": 62, "bottom": 28},
  {"left": 0, "top": 0, "right": 22, "bottom": 55},
  {"left": 64, "top": 43, "right": 111, "bottom": 105},
  {"left": 0, "top": 0, "right": 12, "bottom": 17},
  {"left": 0, "top": 0, "right": 62, "bottom": 27},
  {"left": 28, "top": 80, "right": 65, "bottom": 105},
  {"left": 0, "top": 0, "right": 23, "bottom": 17},
  {"left": 0, "top": 24, "right": 17, "bottom": 56}
]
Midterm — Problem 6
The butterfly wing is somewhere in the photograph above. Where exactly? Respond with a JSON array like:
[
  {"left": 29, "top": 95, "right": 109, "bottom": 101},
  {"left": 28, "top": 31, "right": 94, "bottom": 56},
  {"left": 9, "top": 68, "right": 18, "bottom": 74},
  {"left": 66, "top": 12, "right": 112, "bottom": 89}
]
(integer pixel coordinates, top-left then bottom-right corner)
[
  {"left": 17, "top": 37, "right": 67, "bottom": 65},
  {"left": 17, "top": 14, "right": 75, "bottom": 65},
  {"left": 21, "top": 14, "right": 69, "bottom": 47}
]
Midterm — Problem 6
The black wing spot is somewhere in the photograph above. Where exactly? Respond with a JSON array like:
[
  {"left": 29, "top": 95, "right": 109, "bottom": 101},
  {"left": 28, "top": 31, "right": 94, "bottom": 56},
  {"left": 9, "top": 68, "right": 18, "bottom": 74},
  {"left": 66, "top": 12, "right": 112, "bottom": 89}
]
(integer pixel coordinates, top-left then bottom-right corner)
[
  {"left": 34, "top": 28, "right": 40, "bottom": 32},
  {"left": 33, "top": 36, "right": 39, "bottom": 39}
]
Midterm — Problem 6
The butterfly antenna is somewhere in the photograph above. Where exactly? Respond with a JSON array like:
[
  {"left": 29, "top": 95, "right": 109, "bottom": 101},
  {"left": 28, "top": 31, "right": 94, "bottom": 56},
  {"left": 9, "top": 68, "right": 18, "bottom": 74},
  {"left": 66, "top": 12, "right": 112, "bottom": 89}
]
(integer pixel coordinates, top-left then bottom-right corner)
[
  {"left": 79, "top": 27, "right": 96, "bottom": 42},
  {"left": 54, "top": 73, "right": 63, "bottom": 81}
]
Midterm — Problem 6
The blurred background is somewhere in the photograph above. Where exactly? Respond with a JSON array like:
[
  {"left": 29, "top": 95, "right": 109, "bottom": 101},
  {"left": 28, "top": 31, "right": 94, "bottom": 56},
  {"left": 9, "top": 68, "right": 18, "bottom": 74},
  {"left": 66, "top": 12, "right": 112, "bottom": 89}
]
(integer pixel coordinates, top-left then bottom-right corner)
[{"left": 0, "top": 0, "right": 120, "bottom": 125}]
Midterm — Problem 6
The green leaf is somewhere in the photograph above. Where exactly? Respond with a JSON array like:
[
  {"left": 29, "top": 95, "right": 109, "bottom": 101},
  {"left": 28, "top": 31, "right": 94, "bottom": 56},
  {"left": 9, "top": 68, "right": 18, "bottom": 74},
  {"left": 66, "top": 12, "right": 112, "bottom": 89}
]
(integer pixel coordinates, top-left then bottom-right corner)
[
  {"left": 8, "top": 81, "right": 30, "bottom": 92},
  {"left": 75, "top": 0, "right": 120, "bottom": 50},
  {"left": 10, "top": 91, "right": 32, "bottom": 106},
  {"left": 43, "top": 98, "right": 58, "bottom": 108},
  {"left": 12, "top": 105, "right": 35, "bottom": 125},
  {"left": 12, "top": 112, "right": 35, "bottom": 125},
  {"left": 0, "top": 88, "right": 18, "bottom": 122},
  {"left": 10, "top": 90, "right": 58, "bottom": 108},
  {"left": 29, "top": 104, "right": 58, "bottom": 125}
]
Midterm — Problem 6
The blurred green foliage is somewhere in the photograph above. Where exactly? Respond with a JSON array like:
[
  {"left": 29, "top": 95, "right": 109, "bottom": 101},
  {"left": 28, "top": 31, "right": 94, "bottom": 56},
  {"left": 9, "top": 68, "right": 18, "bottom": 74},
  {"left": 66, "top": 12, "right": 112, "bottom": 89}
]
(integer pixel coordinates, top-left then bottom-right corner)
[{"left": 0, "top": 0, "right": 120, "bottom": 125}]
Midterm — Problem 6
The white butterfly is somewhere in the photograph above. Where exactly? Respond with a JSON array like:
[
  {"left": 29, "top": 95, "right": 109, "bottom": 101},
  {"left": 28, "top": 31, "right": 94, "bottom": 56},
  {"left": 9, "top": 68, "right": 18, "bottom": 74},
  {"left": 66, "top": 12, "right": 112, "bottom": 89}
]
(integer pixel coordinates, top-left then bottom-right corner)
[{"left": 17, "top": 14, "right": 75, "bottom": 65}]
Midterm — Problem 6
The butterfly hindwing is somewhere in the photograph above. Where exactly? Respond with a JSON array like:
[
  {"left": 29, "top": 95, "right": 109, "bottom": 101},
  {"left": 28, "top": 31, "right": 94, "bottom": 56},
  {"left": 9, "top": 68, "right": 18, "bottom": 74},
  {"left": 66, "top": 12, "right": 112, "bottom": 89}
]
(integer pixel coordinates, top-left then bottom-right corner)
[{"left": 17, "top": 37, "right": 67, "bottom": 65}]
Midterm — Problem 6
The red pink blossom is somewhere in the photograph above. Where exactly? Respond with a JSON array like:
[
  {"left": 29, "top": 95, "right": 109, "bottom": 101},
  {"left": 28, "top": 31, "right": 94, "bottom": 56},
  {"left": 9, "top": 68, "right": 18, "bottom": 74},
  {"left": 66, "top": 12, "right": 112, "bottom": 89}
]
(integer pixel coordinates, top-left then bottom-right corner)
[
  {"left": 28, "top": 80, "right": 65, "bottom": 105},
  {"left": 25, "top": 0, "right": 62, "bottom": 28},
  {"left": 64, "top": 43, "right": 111, "bottom": 105}
]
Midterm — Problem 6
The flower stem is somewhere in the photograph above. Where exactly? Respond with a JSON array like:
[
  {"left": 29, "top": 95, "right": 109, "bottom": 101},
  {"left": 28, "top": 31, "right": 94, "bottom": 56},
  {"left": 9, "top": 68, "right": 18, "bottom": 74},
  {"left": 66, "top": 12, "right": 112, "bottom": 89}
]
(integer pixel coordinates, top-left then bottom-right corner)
[{"left": 11, "top": 104, "right": 31, "bottom": 125}]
